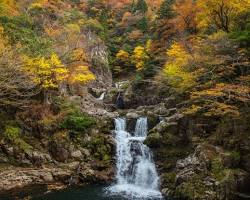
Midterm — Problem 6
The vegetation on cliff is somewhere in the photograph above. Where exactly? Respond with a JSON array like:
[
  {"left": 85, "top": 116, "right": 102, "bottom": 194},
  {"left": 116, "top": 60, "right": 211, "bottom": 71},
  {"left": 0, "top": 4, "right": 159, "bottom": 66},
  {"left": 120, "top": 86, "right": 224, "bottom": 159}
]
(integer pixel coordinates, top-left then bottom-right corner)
[{"left": 0, "top": 0, "right": 249, "bottom": 199}]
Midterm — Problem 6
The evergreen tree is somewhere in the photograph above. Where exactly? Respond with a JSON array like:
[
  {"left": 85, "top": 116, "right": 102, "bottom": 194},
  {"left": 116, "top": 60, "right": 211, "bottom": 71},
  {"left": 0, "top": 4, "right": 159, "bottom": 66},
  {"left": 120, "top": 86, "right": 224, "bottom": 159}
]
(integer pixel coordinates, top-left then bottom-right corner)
[
  {"left": 136, "top": 0, "right": 148, "bottom": 14},
  {"left": 138, "top": 16, "right": 148, "bottom": 32},
  {"left": 158, "top": 0, "right": 176, "bottom": 19}
]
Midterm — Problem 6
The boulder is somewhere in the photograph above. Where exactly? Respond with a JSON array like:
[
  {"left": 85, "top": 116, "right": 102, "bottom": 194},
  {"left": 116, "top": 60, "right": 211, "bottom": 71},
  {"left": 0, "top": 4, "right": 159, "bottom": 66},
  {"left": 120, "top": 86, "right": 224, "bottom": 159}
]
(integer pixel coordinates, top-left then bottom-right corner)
[
  {"left": 49, "top": 142, "right": 69, "bottom": 163},
  {"left": 126, "top": 112, "right": 139, "bottom": 119},
  {"left": 71, "top": 150, "right": 83, "bottom": 160}
]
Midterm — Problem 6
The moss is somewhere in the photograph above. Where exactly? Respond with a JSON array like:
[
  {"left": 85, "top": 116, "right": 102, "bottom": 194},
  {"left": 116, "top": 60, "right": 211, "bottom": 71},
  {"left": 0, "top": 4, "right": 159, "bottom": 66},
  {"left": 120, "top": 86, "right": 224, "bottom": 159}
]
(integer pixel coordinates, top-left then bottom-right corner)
[
  {"left": 175, "top": 174, "right": 210, "bottom": 200},
  {"left": 175, "top": 182, "right": 195, "bottom": 200},
  {"left": 15, "top": 138, "right": 33, "bottom": 152},
  {"left": 103, "top": 154, "right": 111, "bottom": 161},
  {"left": 4, "top": 125, "right": 21, "bottom": 141},
  {"left": 3, "top": 125, "right": 32, "bottom": 153},
  {"left": 162, "top": 172, "right": 176, "bottom": 189},
  {"left": 144, "top": 132, "right": 162, "bottom": 148},
  {"left": 86, "top": 134, "right": 112, "bottom": 161},
  {"left": 230, "top": 151, "right": 241, "bottom": 164},
  {"left": 211, "top": 157, "right": 226, "bottom": 181}
]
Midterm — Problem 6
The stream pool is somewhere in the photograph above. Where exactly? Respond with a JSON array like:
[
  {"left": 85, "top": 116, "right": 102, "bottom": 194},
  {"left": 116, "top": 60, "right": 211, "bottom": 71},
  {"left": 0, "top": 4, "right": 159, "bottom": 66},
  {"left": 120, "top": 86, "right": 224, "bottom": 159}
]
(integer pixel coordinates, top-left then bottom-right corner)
[{"left": 1, "top": 185, "right": 166, "bottom": 200}]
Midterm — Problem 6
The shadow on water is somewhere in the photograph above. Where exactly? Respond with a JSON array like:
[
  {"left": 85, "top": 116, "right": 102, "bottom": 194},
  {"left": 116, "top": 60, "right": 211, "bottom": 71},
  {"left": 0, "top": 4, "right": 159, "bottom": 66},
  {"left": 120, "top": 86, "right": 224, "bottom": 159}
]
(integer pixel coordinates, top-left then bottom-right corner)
[{"left": 0, "top": 185, "right": 170, "bottom": 200}]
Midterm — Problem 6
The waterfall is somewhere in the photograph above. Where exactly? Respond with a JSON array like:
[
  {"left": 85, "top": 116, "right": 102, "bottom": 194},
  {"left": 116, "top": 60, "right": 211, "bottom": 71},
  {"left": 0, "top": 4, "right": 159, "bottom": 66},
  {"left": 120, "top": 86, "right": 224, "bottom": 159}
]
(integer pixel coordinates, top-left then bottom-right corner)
[
  {"left": 97, "top": 92, "right": 105, "bottom": 100},
  {"left": 107, "top": 117, "right": 163, "bottom": 199}
]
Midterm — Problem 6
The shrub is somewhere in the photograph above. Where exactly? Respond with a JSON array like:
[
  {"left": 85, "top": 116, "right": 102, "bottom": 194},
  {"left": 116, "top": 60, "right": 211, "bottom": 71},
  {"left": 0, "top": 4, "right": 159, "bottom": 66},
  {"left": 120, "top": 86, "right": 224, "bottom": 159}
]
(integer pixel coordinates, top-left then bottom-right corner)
[
  {"left": 4, "top": 125, "right": 32, "bottom": 152},
  {"left": 4, "top": 125, "right": 21, "bottom": 141},
  {"left": 60, "top": 111, "right": 95, "bottom": 132},
  {"left": 230, "top": 151, "right": 241, "bottom": 164}
]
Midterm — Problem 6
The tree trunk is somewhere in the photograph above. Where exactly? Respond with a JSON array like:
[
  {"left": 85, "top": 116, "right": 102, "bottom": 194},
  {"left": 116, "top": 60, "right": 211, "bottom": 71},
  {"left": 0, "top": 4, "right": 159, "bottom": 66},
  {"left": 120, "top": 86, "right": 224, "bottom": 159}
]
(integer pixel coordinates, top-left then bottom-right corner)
[{"left": 44, "top": 90, "right": 52, "bottom": 104}]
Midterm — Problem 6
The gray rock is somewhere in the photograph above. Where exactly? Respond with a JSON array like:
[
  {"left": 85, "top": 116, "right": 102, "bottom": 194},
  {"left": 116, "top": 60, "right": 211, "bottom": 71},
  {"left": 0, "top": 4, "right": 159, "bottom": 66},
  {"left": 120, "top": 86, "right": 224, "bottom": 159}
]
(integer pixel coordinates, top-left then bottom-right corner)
[
  {"left": 71, "top": 150, "right": 83, "bottom": 159},
  {"left": 126, "top": 112, "right": 139, "bottom": 119},
  {"left": 79, "top": 148, "right": 90, "bottom": 157},
  {"left": 41, "top": 172, "right": 54, "bottom": 182}
]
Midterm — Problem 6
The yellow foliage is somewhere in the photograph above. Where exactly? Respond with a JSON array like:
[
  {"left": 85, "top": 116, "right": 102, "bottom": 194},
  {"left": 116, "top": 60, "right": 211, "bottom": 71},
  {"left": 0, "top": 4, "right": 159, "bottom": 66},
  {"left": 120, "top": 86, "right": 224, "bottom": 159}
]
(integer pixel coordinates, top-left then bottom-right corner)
[
  {"left": 69, "top": 65, "right": 95, "bottom": 84},
  {"left": 0, "top": 0, "right": 18, "bottom": 15},
  {"left": 28, "top": 0, "right": 48, "bottom": 9},
  {"left": 163, "top": 42, "right": 195, "bottom": 91},
  {"left": 23, "top": 53, "right": 68, "bottom": 89},
  {"left": 131, "top": 46, "right": 149, "bottom": 71},
  {"left": 29, "top": 3, "right": 43, "bottom": 9},
  {"left": 44, "top": 26, "right": 61, "bottom": 37},
  {"left": 116, "top": 50, "right": 129, "bottom": 61},
  {"left": 70, "top": 48, "right": 87, "bottom": 62},
  {"left": 197, "top": 0, "right": 250, "bottom": 31},
  {"left": 65, "top": 23, "right": 81, "bottom": 34},
  {"left": 146, "top": 39, "right": 152, "bottom": 53},
  {"left": 205, "top": 102, "right": 240, "bottom": 117},
  {"left": 184, "top": 104, "right": 202, "bottom": 115}
]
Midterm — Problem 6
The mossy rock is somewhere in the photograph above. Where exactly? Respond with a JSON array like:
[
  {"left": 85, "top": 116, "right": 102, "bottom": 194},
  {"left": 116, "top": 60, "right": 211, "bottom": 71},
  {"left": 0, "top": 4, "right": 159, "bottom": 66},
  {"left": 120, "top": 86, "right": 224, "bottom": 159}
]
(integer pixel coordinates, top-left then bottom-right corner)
[
  {"left": 144, "top": 131, "right": 162, "bottom": 148},
  {"left": 162, "top": 172, "right": 176, "bottom": 187},
  {"left": 86, "top": 134, "right": 112, "bottom": 161}
]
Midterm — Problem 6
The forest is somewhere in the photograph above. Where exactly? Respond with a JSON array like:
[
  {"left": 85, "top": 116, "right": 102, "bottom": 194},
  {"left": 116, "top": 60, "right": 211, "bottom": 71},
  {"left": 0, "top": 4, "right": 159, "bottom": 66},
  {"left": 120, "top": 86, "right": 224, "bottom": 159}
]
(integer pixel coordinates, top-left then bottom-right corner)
[{"left": 0, "top": 0, "right": 250, "bottom": 200}]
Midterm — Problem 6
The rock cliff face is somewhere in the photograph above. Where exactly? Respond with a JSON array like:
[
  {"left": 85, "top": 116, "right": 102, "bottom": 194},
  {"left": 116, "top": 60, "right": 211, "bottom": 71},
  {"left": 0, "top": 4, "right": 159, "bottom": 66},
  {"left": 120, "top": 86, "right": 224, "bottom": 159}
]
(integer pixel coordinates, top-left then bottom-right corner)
[
  {"left": 115, "top": 81, "right": 250, "bottom": 200},
  {"left": 84, "top": 30, "right": 112, "bottom": 89},
  {"left": 142, "top": 101, "right": 250, "bottom": 200},
  {"left": 0, "top": 111, "right": 115, "bottom": 195}
]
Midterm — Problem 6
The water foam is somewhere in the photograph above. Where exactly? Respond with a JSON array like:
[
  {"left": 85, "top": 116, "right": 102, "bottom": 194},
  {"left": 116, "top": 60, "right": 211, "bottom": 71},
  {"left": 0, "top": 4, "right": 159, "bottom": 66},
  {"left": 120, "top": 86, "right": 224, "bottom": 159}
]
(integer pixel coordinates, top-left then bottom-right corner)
[{"left": 106, "top": 117, "right": 163, "bottom": 199}]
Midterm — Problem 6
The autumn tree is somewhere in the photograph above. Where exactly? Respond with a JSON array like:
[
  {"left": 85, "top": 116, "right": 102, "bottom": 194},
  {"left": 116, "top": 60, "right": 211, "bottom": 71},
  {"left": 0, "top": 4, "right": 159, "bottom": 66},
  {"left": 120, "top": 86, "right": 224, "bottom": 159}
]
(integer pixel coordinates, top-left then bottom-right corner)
[
  {"left": 163, "top": 42, "right": 195, "bottom": 91},
  {"left": 174, "top": 0, "right": 198, "bottom": 33},
  {"left": 0, "top": 27, "right": 38, "bottom": 107},
  {"left": 0, "top": 0, "right": 18, "bottom": 16},
  {"left": 23, "top": 53, "right": 95, "bottom": 103},
  {"left": 197, "top": 0, "right": 250, "bottom": 32},
  {"left": 23, "top": 53, "right": 68, "bottom": 103},
  {"left": 131, "top": 46, "right": 149, "bottom": 71}
]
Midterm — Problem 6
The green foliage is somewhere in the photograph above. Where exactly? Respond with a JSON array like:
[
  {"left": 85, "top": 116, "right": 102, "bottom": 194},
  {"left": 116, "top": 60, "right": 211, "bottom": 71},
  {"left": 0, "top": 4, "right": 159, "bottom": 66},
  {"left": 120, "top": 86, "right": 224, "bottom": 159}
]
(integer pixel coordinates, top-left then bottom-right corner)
[
  {"left": 60, "top": 111, "right": 95, "bottom": 133},
  {"left": 230, "top": 29, "right": 250, "bottom": 48},
  {"left": 84, "top": 18, "right": 104, "bottom": 33},
  {"left": 135, "top": 0, "right": 148, "bottom": 14},
  {"left": 4, "top": 125, "right": 21, "bottom": 141},
  {"left": 230, "top": 151, "right": 241, "bottom": 164},
  {"left": 211, "top": 158, "right": 226, "bottom": 181},
  {"left": 138, "top": 16, "right": 148, "bottom": 32},
  {"left": 3, "top": 125, "right": 32, "bottom": 152},
  {"left": 0, "top": 15, "right": 52, "bottom": 56},
  {"left": 157, "top": 0, "right": 176, "bottom": 19}
]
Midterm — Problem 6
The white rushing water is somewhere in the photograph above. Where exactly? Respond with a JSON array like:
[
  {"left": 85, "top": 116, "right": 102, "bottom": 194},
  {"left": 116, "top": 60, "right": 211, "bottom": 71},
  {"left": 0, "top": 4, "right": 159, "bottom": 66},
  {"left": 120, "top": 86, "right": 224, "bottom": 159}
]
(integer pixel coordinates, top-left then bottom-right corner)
[
  {"left": 107, "top": 117, "right": 163, "bottom": 199},
  {"left": 97, "top": 92, "right": 105, "bottom": 100}
]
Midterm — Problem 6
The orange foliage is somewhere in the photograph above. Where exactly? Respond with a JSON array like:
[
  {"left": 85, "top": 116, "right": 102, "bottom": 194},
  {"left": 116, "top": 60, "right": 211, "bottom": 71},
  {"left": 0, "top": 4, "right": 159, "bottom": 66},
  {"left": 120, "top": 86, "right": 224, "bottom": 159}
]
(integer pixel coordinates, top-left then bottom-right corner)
[{"left": 174, "top": 0, "right": 198, "bottom": 32}]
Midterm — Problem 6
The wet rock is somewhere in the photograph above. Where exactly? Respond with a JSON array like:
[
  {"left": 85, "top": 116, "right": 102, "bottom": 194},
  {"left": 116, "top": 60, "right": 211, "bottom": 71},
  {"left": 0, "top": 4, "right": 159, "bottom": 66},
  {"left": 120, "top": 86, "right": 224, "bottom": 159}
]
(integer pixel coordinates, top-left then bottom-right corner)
[
  {"left": 126, "top": 112, "right": 139, "bottom": 119},
  {"left": 52, "top": 170, "right": 72, "bottom": 182},
  {"left": 0, "top": 168, "right": 72, "bottom": 192},
  {"left": 71, "top": 150, "right": 83, "bottom": 160},
  {"left": 154, "top": 121, "right": 178, "bottom": 134},
  {"left": 166, "top": 113, "right": 184, "bottom": 123}
]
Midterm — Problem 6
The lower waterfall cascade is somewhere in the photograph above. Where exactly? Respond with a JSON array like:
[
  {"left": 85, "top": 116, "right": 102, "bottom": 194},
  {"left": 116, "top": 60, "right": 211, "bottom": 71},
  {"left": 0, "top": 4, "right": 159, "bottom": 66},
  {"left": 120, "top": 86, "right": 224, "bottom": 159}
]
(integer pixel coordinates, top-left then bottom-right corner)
[{"left": 107, "top": 117, "right": 163, "bottom": 199}]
